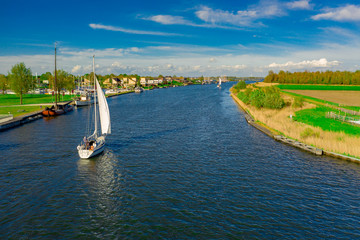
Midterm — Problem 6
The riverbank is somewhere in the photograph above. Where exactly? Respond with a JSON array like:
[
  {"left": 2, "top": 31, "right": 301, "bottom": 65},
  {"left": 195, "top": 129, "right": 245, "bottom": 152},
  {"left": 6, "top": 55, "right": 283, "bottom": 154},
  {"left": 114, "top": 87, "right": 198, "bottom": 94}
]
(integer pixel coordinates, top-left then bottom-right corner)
[{"left": 230, "top": 87, "right": 360, "bottom": 163}]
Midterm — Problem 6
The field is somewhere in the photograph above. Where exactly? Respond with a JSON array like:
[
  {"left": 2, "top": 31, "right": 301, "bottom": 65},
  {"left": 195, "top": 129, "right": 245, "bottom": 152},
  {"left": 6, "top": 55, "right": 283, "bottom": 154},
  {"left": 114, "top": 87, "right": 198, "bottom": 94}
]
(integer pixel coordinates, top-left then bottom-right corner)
[
  {"left": 284, "top": 90, "right": 360, "bottom": 107},
  {"left": 277, "top": 84, "right": 360, "bottom": 91},
  {"left": 0, "top": 94, "right": 76, "bottom": 106}
]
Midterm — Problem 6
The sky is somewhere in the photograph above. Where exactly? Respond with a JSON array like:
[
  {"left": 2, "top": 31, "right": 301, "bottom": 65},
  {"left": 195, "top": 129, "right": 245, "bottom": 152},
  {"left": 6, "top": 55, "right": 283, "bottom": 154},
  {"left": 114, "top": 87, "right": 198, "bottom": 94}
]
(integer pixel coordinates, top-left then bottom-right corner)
[{"left": 1, "top": 0, "right": 360, "bottom": 77}]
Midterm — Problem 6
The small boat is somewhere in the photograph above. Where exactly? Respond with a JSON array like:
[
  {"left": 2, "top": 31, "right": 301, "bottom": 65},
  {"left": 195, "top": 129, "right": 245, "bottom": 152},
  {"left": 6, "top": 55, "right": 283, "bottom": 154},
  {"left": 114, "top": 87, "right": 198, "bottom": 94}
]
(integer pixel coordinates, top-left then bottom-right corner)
[
  {"left": 77, "top": 56, "right": 111, "bottom": 159},
  {"left": 75, "top": 90, "right": 95, "bottom": 106},
  {"left": 135, "top": 87, "right": 143, "bottom": 93}
]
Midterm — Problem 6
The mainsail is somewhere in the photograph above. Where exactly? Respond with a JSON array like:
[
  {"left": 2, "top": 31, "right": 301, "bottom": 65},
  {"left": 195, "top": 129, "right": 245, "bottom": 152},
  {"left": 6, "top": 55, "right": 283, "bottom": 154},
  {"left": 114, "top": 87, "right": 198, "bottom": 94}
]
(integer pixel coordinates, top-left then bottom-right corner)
[{"left": 96, "top": 77, "right": 111, "bottom": 135}]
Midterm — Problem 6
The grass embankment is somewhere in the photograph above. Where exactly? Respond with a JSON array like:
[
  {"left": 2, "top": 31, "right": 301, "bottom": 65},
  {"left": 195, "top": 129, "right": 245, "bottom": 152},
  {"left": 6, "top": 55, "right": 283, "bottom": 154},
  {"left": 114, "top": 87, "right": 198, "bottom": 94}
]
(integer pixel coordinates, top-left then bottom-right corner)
[
  {"left": 232, "top": 82, "right": 360, "bottom": 158},
  {"left": 0, "top": 106, "right": 48, "bottom": 117},
  {"left": 0, "top": 94, "right": 76, "bottom": 106}
]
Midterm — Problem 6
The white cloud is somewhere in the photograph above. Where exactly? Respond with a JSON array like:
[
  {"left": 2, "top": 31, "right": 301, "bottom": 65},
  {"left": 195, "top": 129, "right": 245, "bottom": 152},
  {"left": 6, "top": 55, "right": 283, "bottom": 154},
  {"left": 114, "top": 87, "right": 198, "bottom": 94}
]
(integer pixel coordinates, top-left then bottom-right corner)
[
  {"left": 195, "top": 6, "right": 257, "bottom": 26},
  {"left": 145, "top": 15, "right": 192, "bottom": 25},
  {"left": 71, "top": 65, "right": 82, "bottom": 73},
  {"left": 286, "top": 0, "right": 312, "bottom": 10},
  {"left": 267, "top": 58, "right": 340, "bottom": 69},
  {"left": 312, "top": 5, "right": 360, "bottom": 22},
  {"left": 89, "top": 23, "right": 181, "bottom": 36}
]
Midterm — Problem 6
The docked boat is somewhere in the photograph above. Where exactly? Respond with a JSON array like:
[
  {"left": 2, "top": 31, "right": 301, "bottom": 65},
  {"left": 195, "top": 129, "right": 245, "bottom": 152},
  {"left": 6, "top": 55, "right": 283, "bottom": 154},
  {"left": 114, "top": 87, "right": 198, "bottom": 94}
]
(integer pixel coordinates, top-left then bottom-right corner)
[
  {"left": 42, "top": 43, "right": 73, "bottom": 116},
  {"left": 135, "top": 87, "right": 143, "bottom": 93},
  {"left": 42, "top": 104, "right": 73, "bottom": 116},
  {"left": 75, "top": 91, "right": 95, "bottom": 106},
  {"left": 77, "top": 56, "right": 111, "bottom": 159}
]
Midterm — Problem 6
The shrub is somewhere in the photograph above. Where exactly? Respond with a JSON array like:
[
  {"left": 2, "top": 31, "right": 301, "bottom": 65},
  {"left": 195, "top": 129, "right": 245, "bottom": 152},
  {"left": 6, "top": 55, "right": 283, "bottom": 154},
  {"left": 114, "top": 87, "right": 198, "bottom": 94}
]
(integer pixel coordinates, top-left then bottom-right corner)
[
  {"left": 250, "top": 89, "right": 265, "bottom": 108},
  {"left": 292, "top": 96, "right": 304, "bottom": 108},
  {"left": 232, "top": 81, "right": 247, "bottom": 93}
]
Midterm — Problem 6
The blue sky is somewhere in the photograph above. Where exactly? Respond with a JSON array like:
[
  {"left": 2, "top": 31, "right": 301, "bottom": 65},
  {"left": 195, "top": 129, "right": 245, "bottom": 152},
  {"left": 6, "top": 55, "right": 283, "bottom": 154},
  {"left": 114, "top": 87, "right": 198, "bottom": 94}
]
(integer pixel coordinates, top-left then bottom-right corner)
[{"left": 1, "top": 0, "right": 360, "bottom": 76}]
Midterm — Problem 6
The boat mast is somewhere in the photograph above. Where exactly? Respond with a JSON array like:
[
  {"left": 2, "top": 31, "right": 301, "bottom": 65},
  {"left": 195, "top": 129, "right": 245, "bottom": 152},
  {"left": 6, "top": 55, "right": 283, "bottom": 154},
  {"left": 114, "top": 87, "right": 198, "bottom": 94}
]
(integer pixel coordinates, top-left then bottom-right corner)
[
  {"left": 55, "top": 42, "right": 58, "bottom": 109},
  {"left": 93, "top": 55, "right": 97, "bottom": 138}
]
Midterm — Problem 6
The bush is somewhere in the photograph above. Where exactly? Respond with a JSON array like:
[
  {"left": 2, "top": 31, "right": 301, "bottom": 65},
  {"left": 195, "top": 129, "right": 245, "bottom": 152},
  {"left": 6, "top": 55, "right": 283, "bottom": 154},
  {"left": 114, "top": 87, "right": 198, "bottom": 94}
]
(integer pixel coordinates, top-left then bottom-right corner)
[
  {"left": 292, "top": 96, "right": 304, "bottom": 108},
  {"left": 250, "top": 89, "right": 265, "bottom": 108},
  {"left": 232, "top": 81, "right": 247, "bottom": 93},
  {"left": 263, "top": 93, "right": 285, "bottom": 109}
]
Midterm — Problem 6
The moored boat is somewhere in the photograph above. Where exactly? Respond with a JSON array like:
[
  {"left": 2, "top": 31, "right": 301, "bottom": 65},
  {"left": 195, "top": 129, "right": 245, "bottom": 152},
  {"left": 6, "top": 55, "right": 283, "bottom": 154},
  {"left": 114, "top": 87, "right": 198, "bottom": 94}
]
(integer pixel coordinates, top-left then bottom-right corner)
[{"left": 75, "top": 90, "right": 95, "bottom": 106}]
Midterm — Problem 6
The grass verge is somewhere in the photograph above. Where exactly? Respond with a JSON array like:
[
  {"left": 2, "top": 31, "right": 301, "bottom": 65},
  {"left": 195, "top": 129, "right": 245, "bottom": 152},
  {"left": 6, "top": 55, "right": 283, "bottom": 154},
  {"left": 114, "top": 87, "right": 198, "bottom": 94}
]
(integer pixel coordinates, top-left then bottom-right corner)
[
  {"left": 0, "top": 94, "right": 76, "bottom": 106},
  {"left": 0, "top": 106, "right": 49, "bottom": 117}
]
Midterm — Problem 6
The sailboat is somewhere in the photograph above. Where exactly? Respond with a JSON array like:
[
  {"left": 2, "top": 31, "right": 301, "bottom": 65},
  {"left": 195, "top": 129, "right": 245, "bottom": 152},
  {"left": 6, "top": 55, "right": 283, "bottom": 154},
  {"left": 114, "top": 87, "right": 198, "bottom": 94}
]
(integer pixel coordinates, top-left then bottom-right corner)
[
  {"left": 217, "top": 77, "right": 222, "bottom": 88},
  {"left": 77, "top": 56, "right": 111, "bottom": 159}
]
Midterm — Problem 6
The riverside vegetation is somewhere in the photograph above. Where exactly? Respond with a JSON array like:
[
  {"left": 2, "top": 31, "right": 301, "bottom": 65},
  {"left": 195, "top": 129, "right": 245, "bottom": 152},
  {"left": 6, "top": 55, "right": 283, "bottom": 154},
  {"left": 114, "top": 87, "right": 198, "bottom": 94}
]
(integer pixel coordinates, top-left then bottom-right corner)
[{"left": 231, "top": 81, "right": 360, "bottom": 159}]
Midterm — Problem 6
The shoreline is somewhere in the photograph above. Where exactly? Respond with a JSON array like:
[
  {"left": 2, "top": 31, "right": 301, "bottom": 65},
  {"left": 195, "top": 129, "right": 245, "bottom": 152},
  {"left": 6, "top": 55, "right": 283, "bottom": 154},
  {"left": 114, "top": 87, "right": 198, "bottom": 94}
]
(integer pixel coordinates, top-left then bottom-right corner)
[{"left": 230, "top": 92, "right": 360, "bottom": 164}]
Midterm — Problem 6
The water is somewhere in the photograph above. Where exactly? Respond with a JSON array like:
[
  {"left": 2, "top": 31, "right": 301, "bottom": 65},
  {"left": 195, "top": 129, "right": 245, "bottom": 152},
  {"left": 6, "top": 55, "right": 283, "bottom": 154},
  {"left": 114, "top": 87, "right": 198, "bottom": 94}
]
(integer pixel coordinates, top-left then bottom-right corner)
[{"left": 1, "top": 83, "right": 360, "bottom": 239}]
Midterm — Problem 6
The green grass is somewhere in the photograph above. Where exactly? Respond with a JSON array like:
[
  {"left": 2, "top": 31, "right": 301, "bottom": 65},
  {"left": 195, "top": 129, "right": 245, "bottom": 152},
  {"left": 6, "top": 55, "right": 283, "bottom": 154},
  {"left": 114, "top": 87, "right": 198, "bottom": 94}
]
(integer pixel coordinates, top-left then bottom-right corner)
[
  {"left": 0, "top": 106, "right": 49, "bottom": 117},
  {"left": 294, "top": 106, "right": 360, "bottom": 136},
  {"left": 277, "top": 84, "right": 360, "bottom": 91},
  {"left": 0, "top": 94, "right": 76, "bottom": 106}
]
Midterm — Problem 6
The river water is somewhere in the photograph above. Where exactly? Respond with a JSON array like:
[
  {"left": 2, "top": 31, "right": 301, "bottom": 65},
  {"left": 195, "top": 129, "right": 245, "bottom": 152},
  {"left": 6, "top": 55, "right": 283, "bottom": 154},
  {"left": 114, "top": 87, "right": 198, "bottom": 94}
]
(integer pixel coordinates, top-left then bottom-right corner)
[{"left": 1, "top": 83, "right": 360, "bottom": 239}]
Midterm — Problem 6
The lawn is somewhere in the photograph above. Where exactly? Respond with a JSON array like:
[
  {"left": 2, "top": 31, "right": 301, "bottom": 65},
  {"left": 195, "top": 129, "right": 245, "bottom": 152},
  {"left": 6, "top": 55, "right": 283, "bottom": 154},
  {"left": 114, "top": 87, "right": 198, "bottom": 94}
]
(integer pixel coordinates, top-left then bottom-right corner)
[
  {"left": 0, "top": 94, "right": 76, "bottom": 106},
  {"left": 294, "top": 106, "right": 360, "bottom": 136},
  {"left": 0, "top": 106, "right": 49, "bottom": 117},
  {"left": 277, "top": 84, "right": 360, "bottom": 91}
]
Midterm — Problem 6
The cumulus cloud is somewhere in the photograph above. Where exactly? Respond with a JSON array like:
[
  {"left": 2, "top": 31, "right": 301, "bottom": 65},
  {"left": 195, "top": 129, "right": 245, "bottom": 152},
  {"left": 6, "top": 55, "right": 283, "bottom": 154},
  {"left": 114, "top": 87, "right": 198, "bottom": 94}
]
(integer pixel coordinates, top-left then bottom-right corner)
[
  {"left": 312, "top": 5, "right": 360, "bottom": 22},
  {"left": 195, "top": 6, "right": 257, "bottom": 26},
  {"left": 71, "top": 65, "right": 82, "bottom": 73},
  {"left": 89, "top": 23, "right": 180, "bottom": 36},
  {"left": 286, "top": 0, "right": 312, "bottom": 10},
  {"left": 267, "top": 58, "right": 340, "bottom": 69}
]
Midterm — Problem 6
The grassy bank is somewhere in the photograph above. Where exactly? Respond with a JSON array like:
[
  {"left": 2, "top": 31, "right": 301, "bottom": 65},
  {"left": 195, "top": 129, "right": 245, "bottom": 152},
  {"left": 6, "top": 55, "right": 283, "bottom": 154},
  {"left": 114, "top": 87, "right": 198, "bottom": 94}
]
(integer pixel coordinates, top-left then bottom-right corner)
[
  {"left": 0, "top": 106, "right": 49, "bottom": 117},
  {"left": 231, "top": 83, "right": 360, "bottom": 158},
  {"left": 0, "top": 94, "right": 76, "bottom": 106}
]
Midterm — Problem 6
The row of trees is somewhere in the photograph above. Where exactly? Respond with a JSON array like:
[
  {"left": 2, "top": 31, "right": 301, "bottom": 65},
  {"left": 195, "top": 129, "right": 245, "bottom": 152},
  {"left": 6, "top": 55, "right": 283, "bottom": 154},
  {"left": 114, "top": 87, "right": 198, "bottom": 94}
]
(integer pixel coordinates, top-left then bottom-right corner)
[
  {"left": 264, "top": 70, "right": 360, "bottom": 85},
  {"left": 2, "top": 63, "right": 77, "bottom": 104}
]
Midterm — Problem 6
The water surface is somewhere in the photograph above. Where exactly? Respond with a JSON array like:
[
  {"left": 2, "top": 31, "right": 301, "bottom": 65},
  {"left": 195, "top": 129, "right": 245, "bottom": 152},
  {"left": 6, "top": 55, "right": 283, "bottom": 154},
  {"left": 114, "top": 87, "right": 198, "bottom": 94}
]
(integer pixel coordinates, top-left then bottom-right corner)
[{"left": 1, "top": 83, "right": 360, "bottom": 239}]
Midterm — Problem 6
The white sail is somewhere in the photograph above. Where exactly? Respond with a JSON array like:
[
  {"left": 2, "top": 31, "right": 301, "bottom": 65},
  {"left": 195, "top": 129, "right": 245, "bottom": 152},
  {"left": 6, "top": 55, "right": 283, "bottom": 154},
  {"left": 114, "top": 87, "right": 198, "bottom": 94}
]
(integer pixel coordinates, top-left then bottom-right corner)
[{"left": 96, "top": 77, "right": 111, "bottom": 135}]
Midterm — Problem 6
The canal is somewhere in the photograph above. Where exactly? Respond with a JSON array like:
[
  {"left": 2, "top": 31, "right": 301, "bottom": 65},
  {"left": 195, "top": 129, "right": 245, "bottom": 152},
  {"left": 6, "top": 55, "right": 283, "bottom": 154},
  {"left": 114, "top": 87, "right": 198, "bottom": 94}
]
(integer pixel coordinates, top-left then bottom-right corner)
[{"left": 1, "top": 83, "right": 360, "bottom": 239}]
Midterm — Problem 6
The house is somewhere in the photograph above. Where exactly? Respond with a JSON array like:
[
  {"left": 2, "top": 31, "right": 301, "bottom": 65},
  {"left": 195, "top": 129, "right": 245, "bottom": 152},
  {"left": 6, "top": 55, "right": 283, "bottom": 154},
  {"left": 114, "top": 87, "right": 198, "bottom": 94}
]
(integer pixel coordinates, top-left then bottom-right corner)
[
  {"left": 104, "top": 77, "right": 122, "bottom": 87},
  {"left": 127, "top": 78, "right": 137, "bottom": 87},
  {"left": 158, "top": 77, "right": 163, "bottom": 84},
  {"left": 140, "top": 77, "right": 148, "bottom": 86}
]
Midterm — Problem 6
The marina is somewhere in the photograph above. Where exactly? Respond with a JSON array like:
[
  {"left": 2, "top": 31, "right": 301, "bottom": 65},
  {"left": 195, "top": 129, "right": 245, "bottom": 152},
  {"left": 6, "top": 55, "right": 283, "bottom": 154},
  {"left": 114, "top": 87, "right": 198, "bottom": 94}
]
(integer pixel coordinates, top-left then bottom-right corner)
[{"left": 1, "top": 83, "right": 360, "bottom": 239}]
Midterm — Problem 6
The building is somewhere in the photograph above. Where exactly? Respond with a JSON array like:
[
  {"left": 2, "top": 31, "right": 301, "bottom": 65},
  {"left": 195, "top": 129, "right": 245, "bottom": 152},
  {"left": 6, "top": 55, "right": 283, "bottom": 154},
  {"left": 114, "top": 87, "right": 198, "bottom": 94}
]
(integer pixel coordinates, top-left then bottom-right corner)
[{"left": 104, "top": 77, "right": 122, "bottom": 87}]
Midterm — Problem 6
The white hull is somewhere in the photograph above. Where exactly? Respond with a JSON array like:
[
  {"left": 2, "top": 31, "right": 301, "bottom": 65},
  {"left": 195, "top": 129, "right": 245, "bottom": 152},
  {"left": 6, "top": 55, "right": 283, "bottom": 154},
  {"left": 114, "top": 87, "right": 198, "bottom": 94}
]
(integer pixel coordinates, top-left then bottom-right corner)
[
  {"left": 77, "top": 136, "right": 106, "bottom": 159},
  {"left": 75, "top": 99, "right": 94, "bottom": 106}
]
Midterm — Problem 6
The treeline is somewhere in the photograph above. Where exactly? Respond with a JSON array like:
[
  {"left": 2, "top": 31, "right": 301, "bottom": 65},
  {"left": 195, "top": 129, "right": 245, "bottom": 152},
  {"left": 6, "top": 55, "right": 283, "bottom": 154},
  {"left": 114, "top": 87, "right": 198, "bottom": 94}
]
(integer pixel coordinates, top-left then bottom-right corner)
[{"left": 264, "top": 70, "right": 360, "bottom": 85}]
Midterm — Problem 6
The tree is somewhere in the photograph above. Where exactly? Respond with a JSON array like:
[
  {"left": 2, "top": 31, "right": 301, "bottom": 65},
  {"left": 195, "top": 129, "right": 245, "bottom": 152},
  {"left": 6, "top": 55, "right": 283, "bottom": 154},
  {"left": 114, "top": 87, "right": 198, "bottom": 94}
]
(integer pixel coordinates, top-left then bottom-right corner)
[
  {"left": 8, "top": 62, "right": 32, "bottom": 104},
  {"left": 0, "top": 74, "right": 8, "bottom": 94}
]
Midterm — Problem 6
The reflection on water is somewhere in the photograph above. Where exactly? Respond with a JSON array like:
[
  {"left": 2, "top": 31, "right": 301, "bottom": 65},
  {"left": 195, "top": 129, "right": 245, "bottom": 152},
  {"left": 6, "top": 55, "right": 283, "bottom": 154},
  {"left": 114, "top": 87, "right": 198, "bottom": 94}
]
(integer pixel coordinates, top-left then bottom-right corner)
[{"left": 1, "top": 82, "right": 360, "bottom": 239}]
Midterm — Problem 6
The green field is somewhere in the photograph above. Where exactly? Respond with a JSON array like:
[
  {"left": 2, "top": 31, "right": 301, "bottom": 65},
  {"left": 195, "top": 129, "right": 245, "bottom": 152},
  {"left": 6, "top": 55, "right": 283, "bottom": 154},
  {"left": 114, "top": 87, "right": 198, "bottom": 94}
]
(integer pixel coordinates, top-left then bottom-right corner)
[
  {"left": 294, "top": 106, "right": 360, "bottom": 136},
  {"left": 0, "top": 106, "right": 49, "bottom": 117},
  {"left": 277, "top": 84, "right": 360, "bottom": 91},
  {"left": 0, "top": 94, "right": 76, "bottom": 106}
]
